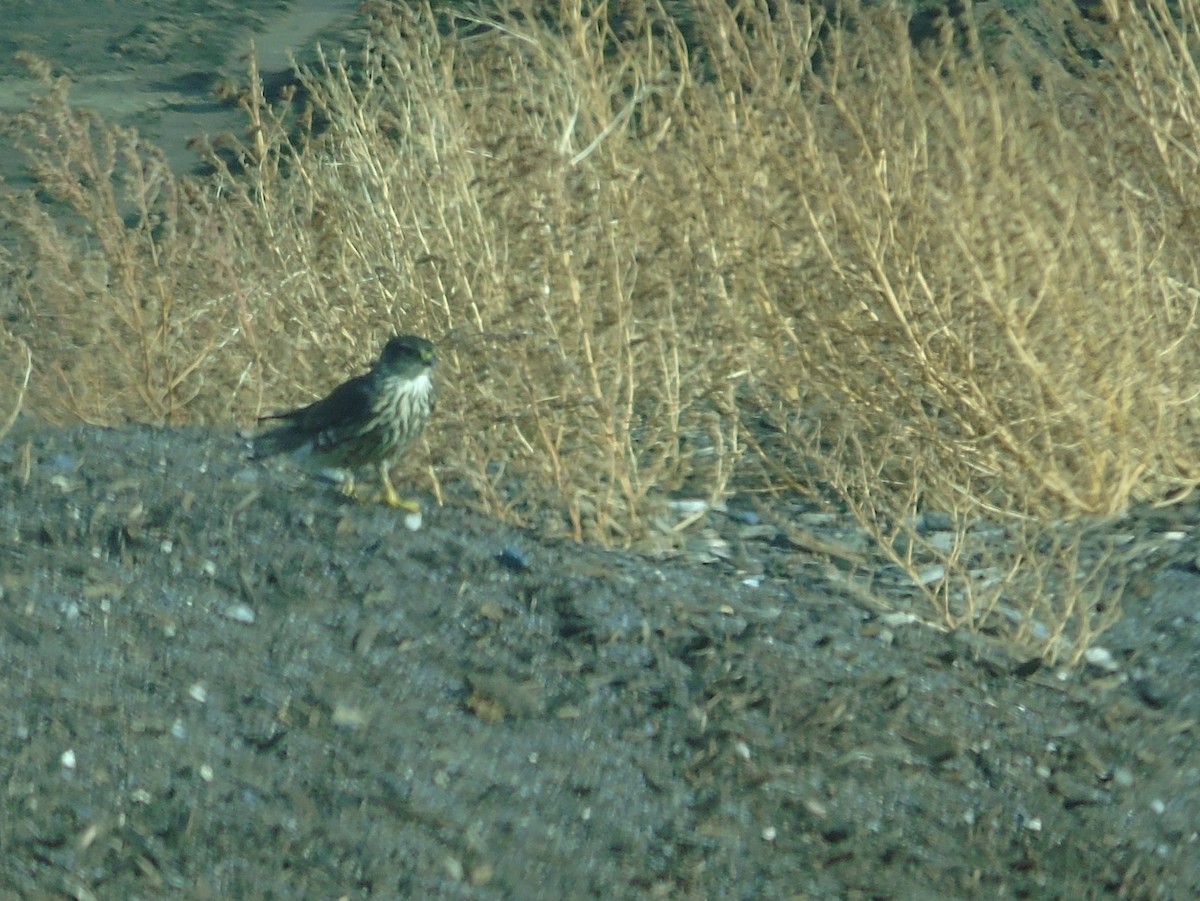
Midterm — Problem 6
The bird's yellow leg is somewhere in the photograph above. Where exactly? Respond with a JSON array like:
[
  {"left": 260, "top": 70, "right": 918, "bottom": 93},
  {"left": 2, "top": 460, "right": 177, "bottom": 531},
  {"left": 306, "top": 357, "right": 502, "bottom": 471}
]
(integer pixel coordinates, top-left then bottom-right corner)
[
  {"left": 325, "top": 469, "right": 383, "bottom": 507},
  {"left": 375, "top": 462, "right": 421, "bottom": 513},
  {"left": 335, "top": 471, "right": 357, "bottom": 499}
]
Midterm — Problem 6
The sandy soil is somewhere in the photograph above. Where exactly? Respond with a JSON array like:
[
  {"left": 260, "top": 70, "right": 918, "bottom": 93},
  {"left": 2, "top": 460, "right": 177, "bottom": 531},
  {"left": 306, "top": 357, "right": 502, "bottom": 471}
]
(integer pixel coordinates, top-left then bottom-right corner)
[{"left": 0, "top": 0, "right": 360, "bottom": 187}]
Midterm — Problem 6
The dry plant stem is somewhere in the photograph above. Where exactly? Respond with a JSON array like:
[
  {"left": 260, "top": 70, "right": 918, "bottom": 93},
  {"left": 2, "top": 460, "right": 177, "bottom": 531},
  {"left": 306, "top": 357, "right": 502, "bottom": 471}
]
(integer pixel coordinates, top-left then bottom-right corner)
[{"left": 1, "top": 338, "right": 33, "bottom": 440}]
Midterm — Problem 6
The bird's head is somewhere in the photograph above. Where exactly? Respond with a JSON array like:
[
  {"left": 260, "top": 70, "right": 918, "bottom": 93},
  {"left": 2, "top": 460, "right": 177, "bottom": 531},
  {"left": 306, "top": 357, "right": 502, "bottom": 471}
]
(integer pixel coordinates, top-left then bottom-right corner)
[{"left": 378, "top": 335, "right": 436, "bottom": 378}]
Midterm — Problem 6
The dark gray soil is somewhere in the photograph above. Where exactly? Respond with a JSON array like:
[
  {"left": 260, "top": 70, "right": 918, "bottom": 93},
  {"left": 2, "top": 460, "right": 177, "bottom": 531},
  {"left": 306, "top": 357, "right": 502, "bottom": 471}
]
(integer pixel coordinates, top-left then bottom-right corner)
[{"left": 3, "top": 422, "right": 1200, "bottom": 899}]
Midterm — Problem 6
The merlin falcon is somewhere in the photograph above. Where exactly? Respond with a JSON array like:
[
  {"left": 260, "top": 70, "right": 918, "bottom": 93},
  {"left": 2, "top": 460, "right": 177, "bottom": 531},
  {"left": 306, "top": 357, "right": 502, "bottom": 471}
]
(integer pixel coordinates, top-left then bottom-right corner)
[{"left": 250, "top": 335, "right": 436, "bottom": 511}]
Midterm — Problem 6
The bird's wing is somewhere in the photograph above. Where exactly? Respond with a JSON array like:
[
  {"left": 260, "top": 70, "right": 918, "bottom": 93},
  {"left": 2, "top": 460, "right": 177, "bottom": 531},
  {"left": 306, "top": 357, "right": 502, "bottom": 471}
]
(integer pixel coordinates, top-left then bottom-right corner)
[{"left": 264, "top": 373, "right": 376, "bottom": 439}]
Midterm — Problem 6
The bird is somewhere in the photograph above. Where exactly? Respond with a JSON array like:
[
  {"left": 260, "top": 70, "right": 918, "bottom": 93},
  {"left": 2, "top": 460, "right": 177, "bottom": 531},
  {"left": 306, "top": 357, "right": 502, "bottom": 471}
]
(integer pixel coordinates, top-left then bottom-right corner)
[{"left": 250, "top": 334, "right": 436, "bottom": 511}]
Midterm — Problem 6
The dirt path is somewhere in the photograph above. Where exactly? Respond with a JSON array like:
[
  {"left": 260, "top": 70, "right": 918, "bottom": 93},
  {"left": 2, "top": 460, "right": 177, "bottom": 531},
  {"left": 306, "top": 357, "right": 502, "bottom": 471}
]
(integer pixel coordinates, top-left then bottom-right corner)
[{"left": 0, "top": 0, "right": 360, "bottom": 186}]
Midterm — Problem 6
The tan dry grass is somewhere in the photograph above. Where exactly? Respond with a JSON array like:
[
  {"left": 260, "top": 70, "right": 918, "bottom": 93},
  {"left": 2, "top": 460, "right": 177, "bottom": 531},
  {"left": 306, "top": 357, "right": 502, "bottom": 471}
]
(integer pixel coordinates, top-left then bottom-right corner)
[{"left": 4, "top": 0, "right": 1200, "bottom": 659}]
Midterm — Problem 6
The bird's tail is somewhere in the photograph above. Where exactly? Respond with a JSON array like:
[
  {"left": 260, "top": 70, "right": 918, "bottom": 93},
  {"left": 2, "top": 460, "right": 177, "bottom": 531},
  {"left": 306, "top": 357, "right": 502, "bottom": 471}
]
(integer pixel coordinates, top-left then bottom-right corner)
[{"left": 249, "top": 423, "right": 308, "bottom": 460}]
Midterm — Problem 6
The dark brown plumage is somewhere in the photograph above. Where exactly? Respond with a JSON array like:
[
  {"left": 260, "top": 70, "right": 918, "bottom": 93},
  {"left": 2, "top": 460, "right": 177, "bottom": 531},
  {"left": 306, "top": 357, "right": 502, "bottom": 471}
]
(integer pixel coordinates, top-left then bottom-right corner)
[{"left": 251, "top": 335, "right": 436, "bottom": 509}]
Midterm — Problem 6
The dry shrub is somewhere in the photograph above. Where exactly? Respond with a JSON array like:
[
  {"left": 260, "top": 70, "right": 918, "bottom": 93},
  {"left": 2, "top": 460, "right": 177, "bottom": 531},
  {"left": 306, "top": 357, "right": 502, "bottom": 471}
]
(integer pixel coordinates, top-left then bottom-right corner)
[
  {"left": 188, "top": 0, "right": 749, "bottom": 542},
  {"left": 0, "top": 55, "right": 263, "bottom": 424},
  {"left": 4, "top": 0, "right": 1200, "bottom": 659},
  {"left": 731, "top": 1, "right": 1200, "bottom": 660}
]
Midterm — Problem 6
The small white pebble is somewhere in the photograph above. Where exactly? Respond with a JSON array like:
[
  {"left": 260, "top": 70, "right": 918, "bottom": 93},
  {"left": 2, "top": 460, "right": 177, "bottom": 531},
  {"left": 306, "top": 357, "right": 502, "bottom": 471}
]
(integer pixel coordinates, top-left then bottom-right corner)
[
  {"left": 61, "top": 749, "right": 76, "bottom": 770},
  {"left": 1112, "top": 768, "right": 1135, "bottom": 789},
  {"left": 734, "top": 741, "right": 752, "bottom": 761},
  {"left": 160, "top": 539, "right": 173, "bottom": 554},
  {"left": 199, "top": 764, "right": 214, "bottom": 782},
  {"left": 1083, "top": 647, "right": 1119, "bottom": 672},
  {"left": 223, "top": 603, "right": 256, "bottom": 624},
  {"left": 1151, "top": 799, "right": 1166, "bottom": 815},
  {"left": 924, "top": 530, "right": 958, "bottom": 553},
  {"left": 188, "top": 683, "right": 207, "bottom": 703},
  {"left": 404, "top": 510, "right": 423, "bottom": 531},
  {"left": 916, "top": 565, "right": 945, "bottom": 586},
  {"left": 762, "top": 826, "right": 777, "bottom": 842},
  {"left": 331, "top": 705, "right": 368, "bottom": 730},
  {"left": 1024, "top": 817, "right": 1042, "bottom": 833}
]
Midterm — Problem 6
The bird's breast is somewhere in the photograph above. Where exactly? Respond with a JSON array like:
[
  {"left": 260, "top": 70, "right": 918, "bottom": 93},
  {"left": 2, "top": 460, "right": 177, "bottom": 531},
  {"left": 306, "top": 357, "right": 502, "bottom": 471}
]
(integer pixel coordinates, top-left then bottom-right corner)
[
  {"left": 377, "top": 371, "right": 433, "bottom": 404},
  {"left": 373, "top": 370, "right": 435, "bottom": 439}
]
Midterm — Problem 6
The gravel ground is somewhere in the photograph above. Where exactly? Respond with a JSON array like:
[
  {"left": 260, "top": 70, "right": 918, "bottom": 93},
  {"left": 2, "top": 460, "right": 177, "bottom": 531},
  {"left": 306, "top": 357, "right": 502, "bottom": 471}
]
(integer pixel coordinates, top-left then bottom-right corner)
[{"left": 2, "top": 422, "right": 1199, "bottom": 899}]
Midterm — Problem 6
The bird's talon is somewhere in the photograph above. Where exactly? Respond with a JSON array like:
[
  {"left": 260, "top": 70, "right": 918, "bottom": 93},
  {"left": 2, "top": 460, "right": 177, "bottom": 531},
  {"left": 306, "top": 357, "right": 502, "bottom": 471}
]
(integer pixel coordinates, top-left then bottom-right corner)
[{"left": 378, "top": 487, "right": 421, "bottom": 513}]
